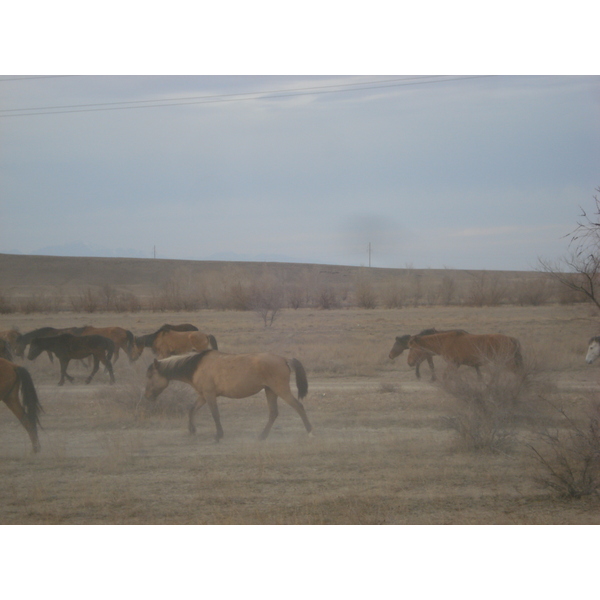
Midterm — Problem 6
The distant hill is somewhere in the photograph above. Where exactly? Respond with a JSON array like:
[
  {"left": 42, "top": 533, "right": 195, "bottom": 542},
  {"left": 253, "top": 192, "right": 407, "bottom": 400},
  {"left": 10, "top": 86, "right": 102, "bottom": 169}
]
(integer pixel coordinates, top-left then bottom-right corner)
[{"left": 0, "top": 252, "right": 547, "bottom": 309}]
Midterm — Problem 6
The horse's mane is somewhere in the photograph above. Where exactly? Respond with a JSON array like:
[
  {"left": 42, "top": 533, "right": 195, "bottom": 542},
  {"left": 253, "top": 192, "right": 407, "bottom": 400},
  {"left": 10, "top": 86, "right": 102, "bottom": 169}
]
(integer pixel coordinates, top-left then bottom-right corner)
[{"left": 154, "top": 350, "right": 213, "bottom": 380}]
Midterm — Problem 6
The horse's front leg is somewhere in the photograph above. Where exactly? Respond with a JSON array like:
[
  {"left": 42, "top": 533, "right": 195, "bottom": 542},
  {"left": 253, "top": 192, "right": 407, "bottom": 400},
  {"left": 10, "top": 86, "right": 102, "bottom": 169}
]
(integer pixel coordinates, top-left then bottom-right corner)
[
  {"left": 427, "top": 356, "right": 436, "bottom": 382},
  {"left": 86, "top": 355, "right": 100, "bottom": 384},
  {"left": 206, "top": 395, "right": 224, "bottom": 441},
  {"left": 59, "top": 357, "right": 74, "bottom": 386}
]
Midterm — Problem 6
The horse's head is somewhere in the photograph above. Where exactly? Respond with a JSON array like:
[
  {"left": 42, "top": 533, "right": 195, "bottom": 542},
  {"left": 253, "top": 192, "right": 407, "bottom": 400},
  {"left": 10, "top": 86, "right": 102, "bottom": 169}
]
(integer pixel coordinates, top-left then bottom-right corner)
[
  {"left": 389, "top": 335, "right": 411, "bottom": 359},
  {"left": 27, "top": 339, "right": 44, "bottom": 361},
  {"left": 129, "top": 338, "right": 145, "bottom": 361},
  {"left": 586, "top": 337, "right": 600, "bottom": 364},
  {"left": 144, "top": 359, "right": 169, "bottom": 400},
  {"left": 12, "top": 335, "right": 27, "bottom": 358}
]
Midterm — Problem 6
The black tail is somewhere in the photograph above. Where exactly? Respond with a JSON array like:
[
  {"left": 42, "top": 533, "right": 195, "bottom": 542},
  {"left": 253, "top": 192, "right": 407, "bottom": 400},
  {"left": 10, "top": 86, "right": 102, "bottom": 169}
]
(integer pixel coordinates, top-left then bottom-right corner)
[
  {"left": 208, "top": 334, "right": 218, "bottom": 350},
  {"left": 124, "top": 329, "right": 135, "bottom": 357},
  {"left": 15, "top": 366, "right": 43, "bottom": 430},
  {"left": 289, "top": 358, "right": 308, "bottom": 399}
]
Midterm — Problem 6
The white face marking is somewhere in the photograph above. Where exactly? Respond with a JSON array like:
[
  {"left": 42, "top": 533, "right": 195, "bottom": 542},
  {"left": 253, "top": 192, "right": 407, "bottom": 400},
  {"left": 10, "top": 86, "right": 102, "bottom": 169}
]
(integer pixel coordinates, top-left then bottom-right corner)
[{"left": 586, "top": 340, "right": 600, "bottom": 364}]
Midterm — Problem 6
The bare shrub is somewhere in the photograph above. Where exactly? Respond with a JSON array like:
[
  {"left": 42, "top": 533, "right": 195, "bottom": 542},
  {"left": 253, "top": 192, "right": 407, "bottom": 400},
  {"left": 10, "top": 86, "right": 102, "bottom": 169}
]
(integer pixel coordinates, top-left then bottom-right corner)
[
  {"left": 18, "top": 293, "right": 55, "bottom": 314},
  {"left": 287, "top": 285, "right": 305, "bottom": 310},
  {"left": 528, "top": 400, "right": 600, "bottom": 499},
  {"left": 70, "top": 288, "right": 99, "bottom": 313},
  {"left": 251, "top": 283, "right": 284, "bottom": 327},
  {"left": 355, "top": 280, "right": 377, "bottom": 309},
  {"left": 382, "top": 282, "right": 404, "bottom": 308},
  {"left": 113, "top": 292, "right": 142, "bottom": 313},
  {"left": 465, "top": 271, "right": 507, "bottom": 306},
  {"left": 512, "top": 279, "right": 552, "bottom": 306},
  {"left": 317, "top": 286, "right": 340, "bottom": 310},
  {"left": 438, "top": 275, "right": 456, "bottom": 306},
  {"left": 0, "top": 292, "right": 15, "bottom": 314},
  {"left": 441, "top": 360, "right": 540, "bottom": 453}
]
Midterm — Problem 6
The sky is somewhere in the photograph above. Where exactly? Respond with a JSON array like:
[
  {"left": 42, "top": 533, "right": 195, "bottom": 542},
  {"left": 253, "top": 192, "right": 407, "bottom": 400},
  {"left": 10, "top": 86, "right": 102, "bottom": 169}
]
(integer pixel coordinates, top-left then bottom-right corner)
[{"left": 1, "top": 10, "right": 598, "bottom": 275}]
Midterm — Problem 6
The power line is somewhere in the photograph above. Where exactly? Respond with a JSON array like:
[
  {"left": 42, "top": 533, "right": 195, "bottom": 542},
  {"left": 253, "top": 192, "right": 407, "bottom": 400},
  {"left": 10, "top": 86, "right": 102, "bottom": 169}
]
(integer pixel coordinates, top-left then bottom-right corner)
[
  {"left": 0, "top": 75, "right": 493, "bottom": 118},
  {"left": 0, "top": 75, "right": 76, "bottom": 82}
]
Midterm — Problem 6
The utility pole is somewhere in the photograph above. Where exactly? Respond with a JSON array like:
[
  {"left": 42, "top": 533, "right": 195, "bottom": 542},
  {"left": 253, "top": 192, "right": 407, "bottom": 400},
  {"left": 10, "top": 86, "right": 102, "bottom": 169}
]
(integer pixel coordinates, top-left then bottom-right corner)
[
  {"left": 153, "top": 245, "right": 156, "bottom": 259},
  {"left": 368, "top": 242, "right": 372, "bottom": 268}
]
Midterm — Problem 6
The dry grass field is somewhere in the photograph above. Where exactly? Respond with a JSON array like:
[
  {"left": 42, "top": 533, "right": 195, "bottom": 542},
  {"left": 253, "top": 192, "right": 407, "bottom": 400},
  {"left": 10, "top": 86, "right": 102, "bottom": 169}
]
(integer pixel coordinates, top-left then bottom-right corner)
[{"left": 2, "top": 298, "right": 600, "bottom": 524}]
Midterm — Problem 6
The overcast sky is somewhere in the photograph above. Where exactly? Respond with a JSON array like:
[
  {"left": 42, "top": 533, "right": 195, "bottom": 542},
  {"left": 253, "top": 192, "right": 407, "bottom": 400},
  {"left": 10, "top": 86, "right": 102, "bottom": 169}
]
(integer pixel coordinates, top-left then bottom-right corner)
[{"left": 1, "top": 74, "right": 598, "bottom": 270}]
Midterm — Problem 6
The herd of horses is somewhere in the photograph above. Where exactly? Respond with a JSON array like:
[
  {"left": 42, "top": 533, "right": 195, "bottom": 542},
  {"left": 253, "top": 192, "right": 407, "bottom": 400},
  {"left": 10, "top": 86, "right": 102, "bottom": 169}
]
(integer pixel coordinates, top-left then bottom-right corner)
[{"left": 0, "top": 320, "right": 594, "bottom": 454}]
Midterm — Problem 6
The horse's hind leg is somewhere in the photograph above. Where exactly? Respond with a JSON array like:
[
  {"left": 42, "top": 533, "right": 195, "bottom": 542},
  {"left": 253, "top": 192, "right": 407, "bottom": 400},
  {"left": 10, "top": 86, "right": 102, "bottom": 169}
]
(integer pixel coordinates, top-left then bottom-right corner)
[
  {"left": 279, "top": 389, "right": 312, "bottom": 435},
  {"left": 259, "top": 388, "right": 279, "bottom": 440},
  {"left": 101, "top": 354, "right": 115, "bottom": 384},
  {"left": 85, "top": 356, "right": 100, "bottom": 384},
  {"left": 3, "top": 385, "right": 40, "bottom": 452},
  {"left": 427, "top": 356, "right": 436, "bottom": 382},
  {"left": 206, "top": 395, "right": 224, "bottom": 441},
  {"left": 188, "top": 395, "right": 207, "bottom": 435}
]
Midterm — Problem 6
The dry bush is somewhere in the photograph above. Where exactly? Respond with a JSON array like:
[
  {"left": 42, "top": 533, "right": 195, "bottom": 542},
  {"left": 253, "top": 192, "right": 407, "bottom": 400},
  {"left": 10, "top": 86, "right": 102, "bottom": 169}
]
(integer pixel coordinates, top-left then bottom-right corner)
[
  {"left": 0, "top": 292, "right": 16, "bottom": 314},
  {"left": 381, "top": 282, "right": 404, "bottom": 308},
  {"left": 251, "top": 283, "right": 284, "bottom": 327},
  {"left": 286, "top": 285, "right": 305, "bottom": 310},
  {"left": 113, "top": 292, "right": 142, "bottom": 313},
  {"left": 528, "top": 400, "right": 600, "bottom": 498},
  {"left": 316, "top": 286, "right": 340, "bottom": 310},
  {"left": 438, "top": 275, "right": 456, "bottom": 306},
  {"left": 441, "top": 357, "right": 544, "bottom": 453},
  {"left": 511, "top": 279, "right": 552, "bottom": 306},
  {"left": 70, "top": 288, "right": 100, "bottom": 313},
  {"left": 355, "top": 280, "right": 378, "bottom": 309},
  {"left": 465, "top": 271, "right": 507, "bottom": 306},
  {"left": 18, "top": 293, "right": 56, "bottom": 314}
]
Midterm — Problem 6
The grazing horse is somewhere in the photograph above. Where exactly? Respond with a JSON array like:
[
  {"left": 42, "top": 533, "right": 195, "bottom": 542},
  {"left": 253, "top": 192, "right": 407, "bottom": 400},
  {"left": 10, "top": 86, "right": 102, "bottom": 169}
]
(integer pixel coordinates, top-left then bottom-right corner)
[
  {"left": 28, "top": 334, "right": 115, "bottom": 385},
  {"left": 79, "top": 326, "right": 135, "bottom": 362},
  {"left": 389, "top": 328, "right": 443, "bottom": 381},
  {"left": 144, "top": 350, "right": 312, "bottom": 441},
  {"left": 585, "top": 336, "right": 600, "bottom": 364},
  {"left": 131, "top": 324, "right": 216, "bottom": 360},
  {"left": 408, "top": 330, "right": 523, "bottom": 378},
  {"left": 12, "top": 326, "right": 87, "bottom": 360},
  {"left": 0, "top": 357, "right": 42, "bottom": 452}
]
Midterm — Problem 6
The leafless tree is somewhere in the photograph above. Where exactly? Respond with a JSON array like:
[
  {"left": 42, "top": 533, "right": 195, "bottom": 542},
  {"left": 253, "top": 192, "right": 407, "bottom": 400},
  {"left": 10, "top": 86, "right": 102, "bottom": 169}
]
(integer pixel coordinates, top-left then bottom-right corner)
[{"left": 538, "top": 187, "right": 600, "bottom": 310}]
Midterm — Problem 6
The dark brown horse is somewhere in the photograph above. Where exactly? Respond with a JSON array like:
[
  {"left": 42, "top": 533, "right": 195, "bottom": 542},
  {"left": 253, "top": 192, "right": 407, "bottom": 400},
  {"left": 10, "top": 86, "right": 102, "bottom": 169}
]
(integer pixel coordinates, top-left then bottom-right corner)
[
  {"left": 407, "top": 330, "right": 523, "bottom": 378},
  {"left": 0, "top": 357, "right": 42, "bottom": 452},
  {"left": 28, "top": 334, "right": 115, "bottom": 385},
  {"left": 79, "top": 326, "right": 135, "bottom": 362},
  {"left": 12, "top": 326, "right": 87, "bottom": 360},
  {"left": 144, "top": 350, "right": 312, "bottom": 441}
]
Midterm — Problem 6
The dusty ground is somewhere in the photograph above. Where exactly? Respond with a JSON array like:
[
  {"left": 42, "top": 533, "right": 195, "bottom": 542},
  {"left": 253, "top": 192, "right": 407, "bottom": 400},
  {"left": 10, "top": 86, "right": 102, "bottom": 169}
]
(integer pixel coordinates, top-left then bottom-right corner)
[{"left": 1, "top": 304, "right": 600, "bottom": 524}]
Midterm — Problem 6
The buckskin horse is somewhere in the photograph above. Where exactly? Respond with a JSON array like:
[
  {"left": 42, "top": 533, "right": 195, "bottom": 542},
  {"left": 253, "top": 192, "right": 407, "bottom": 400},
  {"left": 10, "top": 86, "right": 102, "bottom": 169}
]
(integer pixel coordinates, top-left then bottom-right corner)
[
  {"left": 131, "top": 324, "right": 200, "bottom": 360},
  {"left": 407, "top": 330, "right": 523, "bottom": 378},
  {"left": 144, "top": 350, "right": 312, "bottom": 441},
  {"left": 0, "top": 357, "right": 42, "bottom": 452},
  {"left": 28, "top": 334, "right": 115, "bottom": 385}
]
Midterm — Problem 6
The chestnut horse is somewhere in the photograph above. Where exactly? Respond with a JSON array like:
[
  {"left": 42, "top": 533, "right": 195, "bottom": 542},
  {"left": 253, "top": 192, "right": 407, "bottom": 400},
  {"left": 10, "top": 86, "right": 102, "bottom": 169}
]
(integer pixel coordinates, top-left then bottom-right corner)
[
  {"left": 0, "top": 357, "right": 42, "bottom": 452},
  {"left": 152, "top": 330, "right": 218, "bottom": 359},
  {"left": 144, "top": 350, "right": 312, "bottom": 441},
  {"left": 389, "top": 328, "right": 444, "bottom": 381},
  {"left": 28, "top": 334, "right": 115, "bottom": 385},
  {"left": 408, "top": 330, "right": 523, "bottom": 378}
]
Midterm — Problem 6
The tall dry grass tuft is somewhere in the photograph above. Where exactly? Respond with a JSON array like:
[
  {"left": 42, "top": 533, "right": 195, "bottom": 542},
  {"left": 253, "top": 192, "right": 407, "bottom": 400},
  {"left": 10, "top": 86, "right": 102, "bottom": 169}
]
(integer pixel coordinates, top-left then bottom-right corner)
[
  {"left": 441, "top": 353, "right": 547, "bottom": 453},
  {"left": 528, "top": 399, "right": 600, "bottom": 499}
]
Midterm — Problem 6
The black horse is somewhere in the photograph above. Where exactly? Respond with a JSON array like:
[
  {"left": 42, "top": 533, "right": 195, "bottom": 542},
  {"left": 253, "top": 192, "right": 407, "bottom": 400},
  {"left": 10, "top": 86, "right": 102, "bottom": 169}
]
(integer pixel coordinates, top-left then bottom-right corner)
[{"left": 28, "top": 334, "right": 115, "bottom": 385}]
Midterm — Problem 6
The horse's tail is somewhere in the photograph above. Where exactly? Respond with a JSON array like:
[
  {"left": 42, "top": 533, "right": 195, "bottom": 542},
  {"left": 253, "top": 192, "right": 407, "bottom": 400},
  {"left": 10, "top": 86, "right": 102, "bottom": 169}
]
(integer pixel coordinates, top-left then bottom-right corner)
[
  {"left": 288, "top": 358, "right": 308, "bottom": 399},
  {"left": 14, "top": 366, "right": 43, "bottom": 430},
  {"left": 124, "top": 329, "right": 135, "bottom": 357},
  {"left": 208, "top": 334, "right": 218, "bottom": 350}
]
